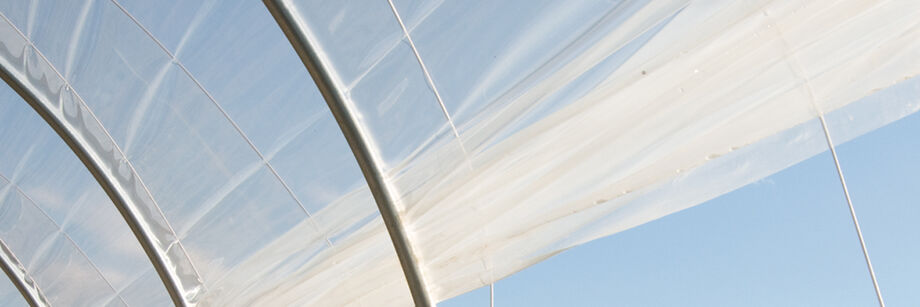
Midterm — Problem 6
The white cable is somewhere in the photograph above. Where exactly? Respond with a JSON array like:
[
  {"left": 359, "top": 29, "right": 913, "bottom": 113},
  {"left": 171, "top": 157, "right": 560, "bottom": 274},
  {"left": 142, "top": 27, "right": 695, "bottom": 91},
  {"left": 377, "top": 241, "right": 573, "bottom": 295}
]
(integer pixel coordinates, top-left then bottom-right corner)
[
  {"left": 109, "top": 0, "right": 333, "bottom": 247},
  {"left": 385, "top": 0, "right": 474, "bottom": 170}
]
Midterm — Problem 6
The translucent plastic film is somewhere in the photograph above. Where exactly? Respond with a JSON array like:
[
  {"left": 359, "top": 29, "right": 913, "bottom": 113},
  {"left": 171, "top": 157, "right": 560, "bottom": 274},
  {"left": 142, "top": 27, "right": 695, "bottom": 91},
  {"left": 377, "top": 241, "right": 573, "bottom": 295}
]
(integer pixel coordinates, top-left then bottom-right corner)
[
  {"left": 826, "top": 80, "right": 920, "bottom": 306},
  {"left": 0, "top": 83, "right": 170, "bottom": 305},
  {"left": 0, "top": 7, "right": 202, "bottom": 303},
  {"left": 285, "top": 0, "right": 920, "bottom": 302},
  {"left": 1, "top": 0, "right": 918, "bottom": 306},
  {"left": 0, "top": 237, "right": 46, "bottom": 307},
  {"left": 1, "top": 0, "right": 411, "bottom": 305},
  {"left": 0, "top": 271, "right": 29, "bottom": 307}
]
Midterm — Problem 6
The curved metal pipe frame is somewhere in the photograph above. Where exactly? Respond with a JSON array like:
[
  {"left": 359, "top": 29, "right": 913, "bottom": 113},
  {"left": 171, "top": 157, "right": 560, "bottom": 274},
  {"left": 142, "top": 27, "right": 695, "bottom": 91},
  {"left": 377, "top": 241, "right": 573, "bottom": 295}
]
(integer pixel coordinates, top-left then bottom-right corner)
[
  {"left": 0, "top": 239, "right": 49, "bottom": 307},
  {"left": 0, "top": 13, "right": 201, "bottom": 307},
  {"left": 263, "top": 1, "right": 434, "bottom": 306}
]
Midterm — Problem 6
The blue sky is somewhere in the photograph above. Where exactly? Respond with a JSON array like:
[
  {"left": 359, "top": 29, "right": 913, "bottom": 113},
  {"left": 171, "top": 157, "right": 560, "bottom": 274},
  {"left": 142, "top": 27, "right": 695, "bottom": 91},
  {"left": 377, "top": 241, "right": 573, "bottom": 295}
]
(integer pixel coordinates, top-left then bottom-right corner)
[
  {"left": 1, "top": 1, "right": 918, "bottom": 305},
  {"left": 441, "top": 109, "right": 920, "bottom": 306}
]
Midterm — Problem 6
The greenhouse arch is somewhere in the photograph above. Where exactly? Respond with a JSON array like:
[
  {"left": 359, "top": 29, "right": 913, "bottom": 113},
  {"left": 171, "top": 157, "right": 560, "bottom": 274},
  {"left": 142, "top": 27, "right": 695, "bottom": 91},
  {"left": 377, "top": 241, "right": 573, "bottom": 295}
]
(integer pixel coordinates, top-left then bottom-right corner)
[{"left": 1, "top": 0, "right": 918, "bottom": 306}]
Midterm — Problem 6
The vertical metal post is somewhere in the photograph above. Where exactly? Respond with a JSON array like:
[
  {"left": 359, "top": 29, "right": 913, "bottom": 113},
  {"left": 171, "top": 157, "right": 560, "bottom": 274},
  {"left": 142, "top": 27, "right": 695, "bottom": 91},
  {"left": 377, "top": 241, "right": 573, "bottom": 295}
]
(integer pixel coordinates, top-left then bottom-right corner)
[
  {"left": 262, "top": 1, "right": 434, "bottom": 306},
  {"left": 0, "top": 239, "right": 50, "bottom": 307},
  {"left": 490, "top": 283, "right": 494, "bottom": 307}
]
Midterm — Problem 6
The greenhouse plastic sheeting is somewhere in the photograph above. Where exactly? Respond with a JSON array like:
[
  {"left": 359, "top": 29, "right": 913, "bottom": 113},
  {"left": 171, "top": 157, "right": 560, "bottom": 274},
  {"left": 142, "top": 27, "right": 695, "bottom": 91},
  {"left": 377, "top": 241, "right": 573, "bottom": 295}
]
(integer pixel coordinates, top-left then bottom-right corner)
[
  {"left": 0, "top": 0, "right": 409, "bottom": 305},
  {"left": 0, "top": 84, "right": 170, "bottom": 305},
  {"left": 0, "top": 270, "right": 28, "bottom": 307},
  {"left": 0, "top": 0, "right": 918, "bottom": 306}
]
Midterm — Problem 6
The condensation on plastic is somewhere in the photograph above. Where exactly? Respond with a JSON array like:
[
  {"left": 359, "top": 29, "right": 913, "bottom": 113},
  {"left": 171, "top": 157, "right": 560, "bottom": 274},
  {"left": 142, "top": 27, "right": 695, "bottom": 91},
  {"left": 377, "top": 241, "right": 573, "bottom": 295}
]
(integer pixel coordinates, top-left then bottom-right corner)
[
  {"left": 286, "top": 0, "right": 920, "bottom": 303},
  {"left": 1, "top": 0, "right": 413, "bottom": 305},
  {"left": 0, "top": 80, "right": 171, "bottom": 305}
]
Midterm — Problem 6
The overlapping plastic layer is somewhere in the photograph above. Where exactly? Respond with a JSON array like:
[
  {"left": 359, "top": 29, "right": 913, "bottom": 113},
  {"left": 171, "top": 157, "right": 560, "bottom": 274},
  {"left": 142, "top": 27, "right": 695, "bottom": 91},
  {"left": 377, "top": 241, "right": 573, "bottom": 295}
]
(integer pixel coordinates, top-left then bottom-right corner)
[
  {"left": 284, "top": 0, "right": 920, "bottom": 302},
  {"left": 0, "top": 0, "right": 918, "bottom": 306},
  {"left": 0, "top": 83, "right": 170, "bottom": 305}
]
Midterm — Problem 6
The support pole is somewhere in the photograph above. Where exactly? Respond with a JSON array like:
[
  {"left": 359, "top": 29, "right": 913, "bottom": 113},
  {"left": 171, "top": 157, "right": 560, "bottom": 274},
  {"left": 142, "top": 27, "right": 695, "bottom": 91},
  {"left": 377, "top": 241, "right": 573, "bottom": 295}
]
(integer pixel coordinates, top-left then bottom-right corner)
[
  {"left": 817, "top": 115, "right": 885, "bottom": 307},
  {"left": 262, "top": 1, "right": 434, "bottom": 306},
  {"left": 490, "top": 283, "right": 494, "bottom": 307}
]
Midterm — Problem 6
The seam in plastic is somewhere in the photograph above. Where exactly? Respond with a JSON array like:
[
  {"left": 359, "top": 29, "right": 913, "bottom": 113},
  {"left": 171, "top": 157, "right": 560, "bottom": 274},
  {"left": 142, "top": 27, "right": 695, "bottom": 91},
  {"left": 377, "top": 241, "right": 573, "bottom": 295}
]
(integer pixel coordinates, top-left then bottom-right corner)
[
  {"left": 109, "top": 0, "right": 334, "bottom": 247},
  {"left": 262, "top": 1, "right": 434, "bottom": 305},
  {"left": 0, "top": 173, "right": 130, "bottom": 306},
  {"left": 384, "top": 0, "right": 473, "bottom": 169},
  {"left": 0, "top": 237, "right": 50, "bottom": 307},
  {"left": 0, "top": 11, "right": 202, "bottom": 306}
]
